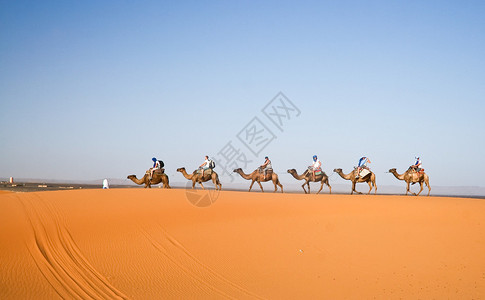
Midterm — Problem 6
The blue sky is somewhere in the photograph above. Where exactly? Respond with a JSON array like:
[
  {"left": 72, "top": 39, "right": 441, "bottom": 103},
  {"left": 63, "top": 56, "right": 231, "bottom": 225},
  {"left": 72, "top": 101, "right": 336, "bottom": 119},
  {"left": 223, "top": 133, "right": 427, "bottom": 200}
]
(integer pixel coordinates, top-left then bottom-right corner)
[{"left": 1, "top": 1, "right": 484, "bottom": 187}]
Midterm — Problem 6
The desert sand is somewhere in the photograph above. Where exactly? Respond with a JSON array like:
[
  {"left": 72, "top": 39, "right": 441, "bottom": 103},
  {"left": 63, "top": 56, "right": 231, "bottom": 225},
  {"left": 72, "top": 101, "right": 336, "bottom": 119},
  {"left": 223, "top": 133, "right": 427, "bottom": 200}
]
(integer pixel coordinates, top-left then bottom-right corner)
[{"left": 1, "top": 188, "right": 484, "bottom": 299}]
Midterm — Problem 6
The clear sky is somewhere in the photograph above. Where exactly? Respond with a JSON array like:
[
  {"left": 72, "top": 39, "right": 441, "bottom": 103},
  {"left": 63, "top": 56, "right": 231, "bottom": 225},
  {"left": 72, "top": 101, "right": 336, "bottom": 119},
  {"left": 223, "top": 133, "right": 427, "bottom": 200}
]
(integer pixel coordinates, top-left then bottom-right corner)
[{"left": 1, "top": 1, "right": 484, "bottom": 187}]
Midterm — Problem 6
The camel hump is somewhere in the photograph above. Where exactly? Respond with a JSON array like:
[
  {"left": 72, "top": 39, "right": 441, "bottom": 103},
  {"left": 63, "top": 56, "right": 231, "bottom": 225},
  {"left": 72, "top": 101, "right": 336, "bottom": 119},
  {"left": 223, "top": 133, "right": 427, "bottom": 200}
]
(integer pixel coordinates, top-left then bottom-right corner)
[
  {"left": 261, "top": 169, "right": 274, "bottom": 181},
  {"left": 257, "top": 167, "right": 273, "bottom": 174},
  {"left": 196, "top": 168, "right": 213, "bottom": 175},
  {"left": 356, "top": 168, "right": 371, "bottom": 178},
  {"left": 154, "top": 168, "right": 165, "bottom": 174},
  {"left": 408, "top": 167, "right": 425, "bottom": 175},
  {"left": 147, "top": 168, "right": 164, "bottom": 175},
  {"left": 305, "top": 168, "right": 322, "bottom": 176}
]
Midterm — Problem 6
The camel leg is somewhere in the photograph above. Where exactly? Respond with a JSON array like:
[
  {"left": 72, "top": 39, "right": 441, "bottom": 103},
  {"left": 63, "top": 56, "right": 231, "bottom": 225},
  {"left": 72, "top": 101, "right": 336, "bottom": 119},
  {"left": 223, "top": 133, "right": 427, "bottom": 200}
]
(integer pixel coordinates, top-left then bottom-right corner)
[
  {"left": 406, "top": 182, "right": 410, "bottom": 195},
  {"left": 366, "top": 181, "right": 372, "bottom": 194},
  {"left": 212, "top": 175, "right": 221, "bottom": 190},
  {"left": 374, "top": 180, "right": 377, "bottom": 194},
  {"left": 257, "top": 181, "right": 264, "bottom": 192},
  {"left": 324, "top": 177, "right": 332, "bottom": 194},
  {"left": 213, "top": 175, "right": 220, "bottom": 190},
  {"left": 192, "top": 180, "right": 196, "bottom": 189},
  {"left": 351, "top": 182, "right": 355, "bottom": 195},
  {"left": 317, "top": 181, "right": 323, "bottom": 194},
  {"left": 275, "top": 177, "right": 283, "bottom": 193},
  {"left": 199, "top": 182, "right": 205, "bottom": 190},
  {"left": 273, "top": 179, "right": 278, "bottom": 193},
  {"left": 416, "top": 182, "right": 424, "bottom": 196},
  {"left": 272, "top": 176, "right": 281, "bottom": 193},
  {"left": 301, "top": 182, "right": 307, "bottom": 194},
  {"left": 278, "top": 182, "right": 284, "bottom": 193},
  {"left": 426, "top": 179, "right": 431, "bottom": 196},
  {"left": 248, "top": 180, "right": 256, "bottom": 192},
  {"left": 326, "top": 179, "right": 332, "bottom": 194},
  {"left": 352, "top": 181, "right": 362, "bottom": 194},
  {"left": 410, "top": 182, "right": 418, "bottom": 196}
]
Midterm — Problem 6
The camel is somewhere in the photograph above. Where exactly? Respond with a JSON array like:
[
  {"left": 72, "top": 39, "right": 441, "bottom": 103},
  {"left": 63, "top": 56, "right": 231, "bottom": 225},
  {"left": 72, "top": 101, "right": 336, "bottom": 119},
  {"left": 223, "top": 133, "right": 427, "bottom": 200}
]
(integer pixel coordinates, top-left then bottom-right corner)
[
  {"left": 127, "top": 169, "right": 170, "bottom": 189},
  {"left": 176, "top": 167, "right": 222, "bottom": 190},
  {"left": 287, "top": 169, "right": 331, "bottom": 194},
  {"left": 389, "top": 168, "right": 431, "bottom": 196},
  {"left": 333, "top": 168, "right": 377, "bottom": 195},
  {"left": 233, "top": 168, "right": 283, "bottom": 193}
]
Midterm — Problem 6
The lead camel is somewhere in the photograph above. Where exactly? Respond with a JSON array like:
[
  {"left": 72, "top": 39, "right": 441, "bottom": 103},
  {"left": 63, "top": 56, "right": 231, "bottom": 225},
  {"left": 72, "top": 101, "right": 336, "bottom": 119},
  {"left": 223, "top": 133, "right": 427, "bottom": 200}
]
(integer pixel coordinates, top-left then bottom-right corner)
[{"left": 388, "top": 168, "right": 430, "bottom": 196}]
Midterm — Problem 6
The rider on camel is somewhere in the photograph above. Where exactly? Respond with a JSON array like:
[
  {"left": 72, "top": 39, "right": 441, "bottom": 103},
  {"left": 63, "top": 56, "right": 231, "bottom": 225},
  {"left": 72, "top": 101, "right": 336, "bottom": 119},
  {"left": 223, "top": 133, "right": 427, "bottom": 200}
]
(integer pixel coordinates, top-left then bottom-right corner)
[
  {"left": 356, "top": 156, "right": 371, "bottom": 179},
  {"left": 199, "top": 155, "right": 211, "bottom": 177},
  {"left": 150, "top": 157, "right": 162, "bottom": 181},
  {"left": 259, "top": 156, "right": 273, "bottom": 178},
  {"left": 308, "top": 155, "right": 322, "bottom": 181}
]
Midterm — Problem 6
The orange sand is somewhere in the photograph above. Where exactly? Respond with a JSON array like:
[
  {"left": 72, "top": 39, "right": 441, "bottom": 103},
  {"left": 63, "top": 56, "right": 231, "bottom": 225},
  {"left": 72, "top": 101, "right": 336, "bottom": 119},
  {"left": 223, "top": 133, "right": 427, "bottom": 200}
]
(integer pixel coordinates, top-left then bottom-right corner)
[{"left": 1, "top": 189, "right": 484, "bottom": 299}]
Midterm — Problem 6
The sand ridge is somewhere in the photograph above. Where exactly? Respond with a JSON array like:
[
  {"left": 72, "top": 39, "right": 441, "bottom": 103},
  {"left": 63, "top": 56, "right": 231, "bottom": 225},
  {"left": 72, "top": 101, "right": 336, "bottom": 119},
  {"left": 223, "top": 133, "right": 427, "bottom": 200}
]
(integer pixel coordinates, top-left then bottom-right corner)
[{"left": 1, "top": 189, "right": 485, "bottom": 299}]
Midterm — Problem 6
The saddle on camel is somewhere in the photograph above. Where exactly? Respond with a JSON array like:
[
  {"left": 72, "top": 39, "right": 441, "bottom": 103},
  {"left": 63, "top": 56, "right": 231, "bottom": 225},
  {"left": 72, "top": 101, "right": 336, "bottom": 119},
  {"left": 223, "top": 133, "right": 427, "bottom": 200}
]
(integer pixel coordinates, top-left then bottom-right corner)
[
  {"left": 148, "top": 168, "right": 165, "bottom": 176},
  {"left": 148, "top": 158, "right": 165, "bottom": 183},
  {"left": 355, "top": 166, "right": 371, "bottom": 179},
  {"left": 408, "top": 165, "right": 425, "bottom": 185},
  {"left": 258, "top": 167, "right": 274, "bottom": 181},
  {"left": 409, "top": 156, "right": 425, "bottom": 185},
  {"left": 309, "top": 167, "right": 323, "bottom": 176},
  {"left": 196, "top": 168, "right": 214, "bottom": 175}
]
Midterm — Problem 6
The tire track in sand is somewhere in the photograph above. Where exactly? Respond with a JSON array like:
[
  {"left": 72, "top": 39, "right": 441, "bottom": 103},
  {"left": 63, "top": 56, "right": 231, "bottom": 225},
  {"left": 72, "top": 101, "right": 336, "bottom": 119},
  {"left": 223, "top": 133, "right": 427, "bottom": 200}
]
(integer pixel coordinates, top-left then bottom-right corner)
[
  {"left": 140, "top": 224, "right": 264, "bottom": 300},
  {"left": 18, "top": 194, "right": 129, "bottom": 300}
]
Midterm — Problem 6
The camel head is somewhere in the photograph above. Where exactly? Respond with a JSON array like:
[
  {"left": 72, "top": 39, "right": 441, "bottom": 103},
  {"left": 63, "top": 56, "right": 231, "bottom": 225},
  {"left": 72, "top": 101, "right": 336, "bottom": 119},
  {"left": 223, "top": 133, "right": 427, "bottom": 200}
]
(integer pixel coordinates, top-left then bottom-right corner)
[
  {"left": 127, "top": 175, "right": 136, "bottom": 179},
  {"left": 233, "top": 168, "right": 242, "bottom": 173},
  {"left": 176, "top": 167, "right": 186, "bottom": 173},
  {"left": 333, "top": 168, "right": 342, "bottom": 173},
  {"left": 287, "top": 169, "right": 297, "bottom": 174},
  {"left": 389, "top": 168, "right": 397, "bottom": 173}
]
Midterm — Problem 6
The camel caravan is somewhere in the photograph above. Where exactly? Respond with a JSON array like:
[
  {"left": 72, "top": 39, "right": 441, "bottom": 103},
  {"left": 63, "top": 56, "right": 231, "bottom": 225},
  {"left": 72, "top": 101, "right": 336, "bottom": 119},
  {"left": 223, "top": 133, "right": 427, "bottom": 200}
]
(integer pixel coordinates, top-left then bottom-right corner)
[{"left": 127, "top": 155, "right": 431, "bottom": 196}]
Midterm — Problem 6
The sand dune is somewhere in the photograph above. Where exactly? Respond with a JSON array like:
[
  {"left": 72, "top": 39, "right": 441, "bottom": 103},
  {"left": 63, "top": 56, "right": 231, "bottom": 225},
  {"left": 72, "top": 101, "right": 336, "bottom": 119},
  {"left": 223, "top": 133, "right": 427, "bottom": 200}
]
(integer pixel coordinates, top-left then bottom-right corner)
[{"left": 1, "top": 189, "right": 484, "bottom": 299}]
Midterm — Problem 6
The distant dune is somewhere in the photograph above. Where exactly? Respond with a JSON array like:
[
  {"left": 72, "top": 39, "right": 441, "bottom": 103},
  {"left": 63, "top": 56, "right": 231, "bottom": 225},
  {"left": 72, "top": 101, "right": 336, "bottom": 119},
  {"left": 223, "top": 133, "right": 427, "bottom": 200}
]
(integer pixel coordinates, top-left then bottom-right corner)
[{"left": 1, "top": 189, "right": 484, "bottom": 299}]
